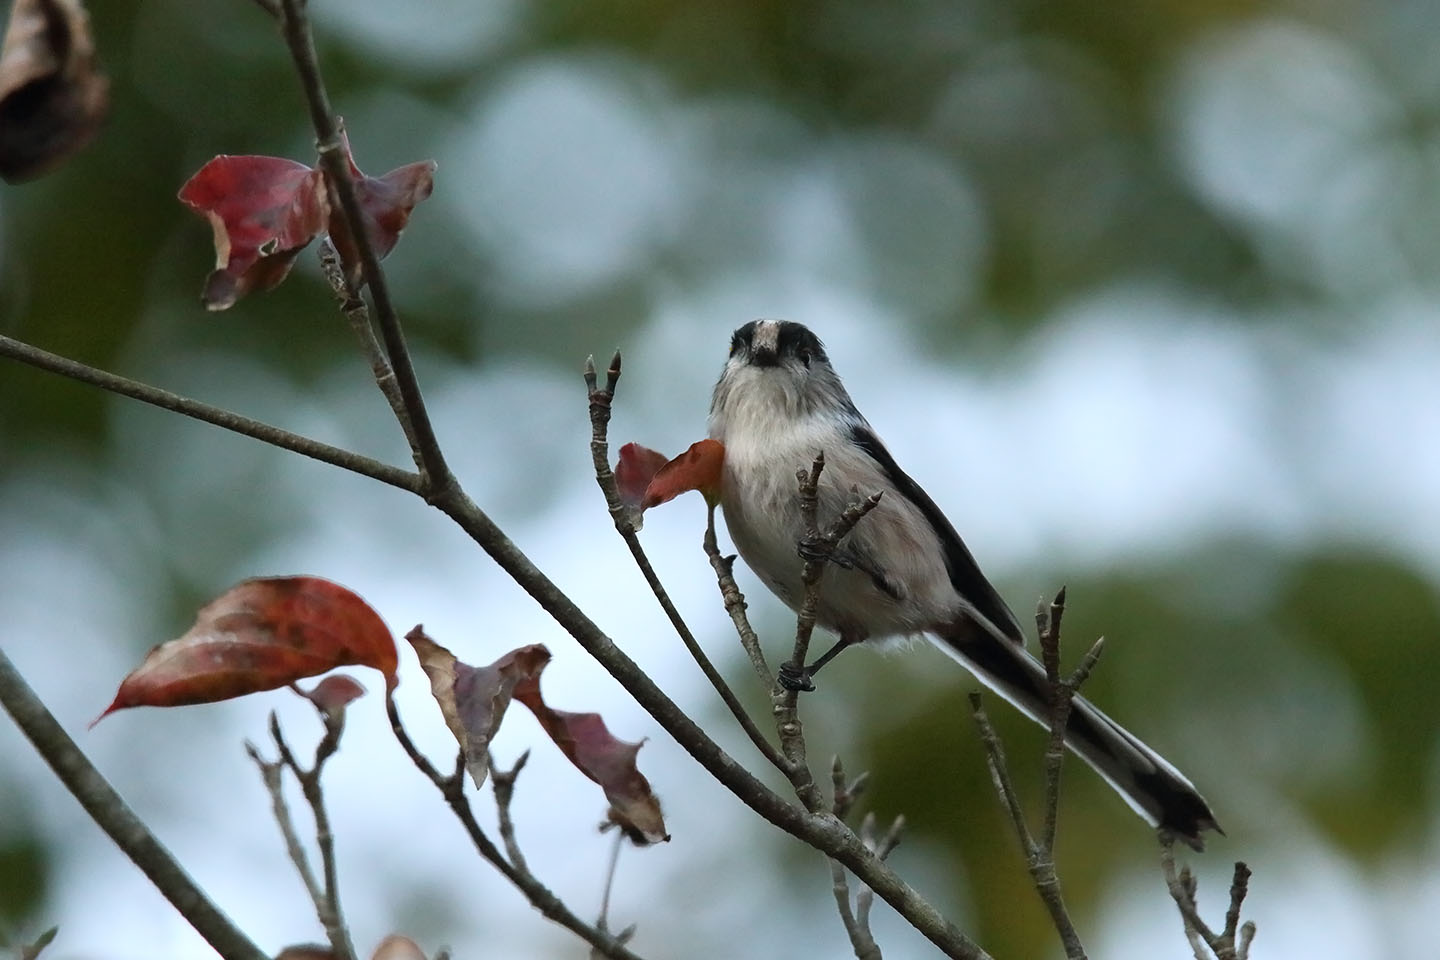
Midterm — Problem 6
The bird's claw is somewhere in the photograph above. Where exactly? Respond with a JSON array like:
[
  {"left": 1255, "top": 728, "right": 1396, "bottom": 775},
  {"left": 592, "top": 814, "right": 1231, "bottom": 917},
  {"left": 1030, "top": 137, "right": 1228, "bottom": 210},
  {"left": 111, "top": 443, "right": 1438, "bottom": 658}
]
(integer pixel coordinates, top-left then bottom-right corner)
[
  {"left": 797, "top": 535, "right": 830, "bottom": 564},
  {"left": 777, "top": 661, "right": 817, "bottom": 693}
]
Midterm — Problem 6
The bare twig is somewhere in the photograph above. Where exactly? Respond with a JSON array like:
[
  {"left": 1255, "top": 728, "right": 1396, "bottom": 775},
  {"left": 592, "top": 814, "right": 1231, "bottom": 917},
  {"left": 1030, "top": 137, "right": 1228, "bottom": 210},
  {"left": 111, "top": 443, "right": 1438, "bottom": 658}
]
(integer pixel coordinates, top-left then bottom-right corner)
[
  {"left": 0, "top": 648, "right": 269, "bottom": 960},
  {"left": 703, "top": 505, "right": 773, "bottom": 687},
  {"left": 246, "top": 704, "right": 357, "bottom": 960},
  {"left": 582, "top": 352, "right": 789, "bottom": 777},
  {"left": 828, "top": 758, "right": 885, "bottom": 960},
  {"left": 385, "top": 693, "right": 648, "bottom": 960},
  {"left": 245, "top": 742, "right": 324, "bottom": 913},
  {"left": 488, "top": 750, "right": 531, "bottom": 874},
  {"left": 968, "top": 588, "right": 1092, "bottom": 960},
  {"left": 317, "top": 241, "right": 423, "bottom": 471},
  {"left": 772, "top": 455, "right": 882, "bottom": 815},
  {"left": 0, "top": 335, "right": 421, "bottom": 494},
  {"left": 275, "top": 0, "right": 453, "bottom": 494},
  {"left": 1159, "top": 836, "right": 1255, "bottom": 960},
  {"left": 592, "top": 829, "right": 636, "bottom": 959}
]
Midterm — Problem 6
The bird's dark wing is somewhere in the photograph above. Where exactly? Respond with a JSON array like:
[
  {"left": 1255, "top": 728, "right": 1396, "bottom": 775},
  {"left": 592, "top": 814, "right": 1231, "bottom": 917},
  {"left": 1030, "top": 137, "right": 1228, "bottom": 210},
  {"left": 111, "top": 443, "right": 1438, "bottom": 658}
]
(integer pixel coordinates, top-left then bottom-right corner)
[{"left": 849, "top": 423, "right": 1026, "bottom": 645}]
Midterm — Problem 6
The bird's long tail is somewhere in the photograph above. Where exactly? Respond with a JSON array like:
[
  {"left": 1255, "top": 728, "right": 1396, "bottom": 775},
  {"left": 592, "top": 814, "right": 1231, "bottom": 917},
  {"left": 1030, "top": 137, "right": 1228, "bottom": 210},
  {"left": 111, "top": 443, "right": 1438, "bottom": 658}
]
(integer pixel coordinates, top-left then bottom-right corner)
[{"left": 934, "top": 618, "right": 1219, "bottom": 849}]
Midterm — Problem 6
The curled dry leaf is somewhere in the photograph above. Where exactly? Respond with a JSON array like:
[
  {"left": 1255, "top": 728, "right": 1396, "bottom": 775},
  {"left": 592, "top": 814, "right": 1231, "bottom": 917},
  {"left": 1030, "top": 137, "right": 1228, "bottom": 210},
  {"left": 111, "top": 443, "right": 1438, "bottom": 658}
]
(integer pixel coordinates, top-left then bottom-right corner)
[
  {"left": 177, "top": 155, "right": 327, "bottom": 311},
  {"left": 0, "top": 0, "right": 109, "bottom": 182},
  {"left": 299, "top": 674, "right": 367, "bottom": 718},
  {"left": 94, "top": 576, "right": 397, "bottom": 725},
  {"left": 615, "top": 443, "right": 669, "bottom": 510},
  {"left": 177, "top": 127, "right": 435, "bottom": 310},
  {"left": 514, "top": 675, "right": 669, "bottom": 846},
  {"left": 641, "top": 438, "right": 724, "bottom": 511},
  {"left": 325, "top": 130, "right": 436, "bottom": 287},
  {"left": 406, "top": 627, "right": 551, "bottom": 789}
]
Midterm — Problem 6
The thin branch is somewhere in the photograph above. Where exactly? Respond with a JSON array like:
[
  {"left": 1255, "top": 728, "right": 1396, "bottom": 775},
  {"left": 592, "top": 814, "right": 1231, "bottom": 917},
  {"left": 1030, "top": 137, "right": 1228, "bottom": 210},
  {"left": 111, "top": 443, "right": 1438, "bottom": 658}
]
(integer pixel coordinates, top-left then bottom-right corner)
[
  {"left": 582, "top": 352, "right": 789, "bottom": 777},
  {"left": 829, "top": 758, "right": 883, "bottom": 960},
  {"left": 245, "top": 741, "right": 325, "bottom": 915},
  {"left": 703, "top": 505, "right": 773, "bottom": 687},
  {"left": 0, "top": 335, "right": 421, "bottom": 495},
  {"left": 0, "top": 648, "right": 269, "bottom": 960},
  {"left": 1159, "top": 836, "right": 1255, "bottom": 960},
  {"left": 592, "top": 828, "right": 636, "bottom": 959},
  {"left": 771, "top": 455, "right": 882, "bottom": 815},
  {"left": 275, "top": 0, "right": 453, "bottom": 493},
  {"left": 318, "top": 241, "right": 424, "bottom": 471},
  {"left": 488, "top": 750, "right": 531, "bottom": 874},
  {"left": 856, "top": 811, "right": 906, "bottom": 936},
  {"left": 385, "top": 693, "right": 648, "bottom": 960},
  {"left": 260, "top": 709, "right": 357, "bottom": 960},
  {"left": 969, "top": 688, "right": 1087, "bottom": 960}
]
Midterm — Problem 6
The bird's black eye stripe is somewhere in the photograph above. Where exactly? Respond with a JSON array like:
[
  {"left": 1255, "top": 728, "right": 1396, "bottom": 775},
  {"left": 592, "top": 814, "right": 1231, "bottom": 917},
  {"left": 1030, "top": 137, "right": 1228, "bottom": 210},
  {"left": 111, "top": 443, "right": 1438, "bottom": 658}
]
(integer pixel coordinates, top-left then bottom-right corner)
[
  {"left": 729, "top": 321, "right": 757, "bottom": 357},
  {"left": 776, "top": 321, "right": 826, "bottom": 366}
]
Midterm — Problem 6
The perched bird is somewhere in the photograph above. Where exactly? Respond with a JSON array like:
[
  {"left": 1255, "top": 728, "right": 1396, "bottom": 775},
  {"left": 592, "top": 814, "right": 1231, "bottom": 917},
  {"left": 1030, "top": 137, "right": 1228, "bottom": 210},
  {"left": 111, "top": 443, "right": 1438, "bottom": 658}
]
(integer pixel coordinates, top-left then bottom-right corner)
[{"left": 708, "top": 319, "right": 1218, "bottom": 848}]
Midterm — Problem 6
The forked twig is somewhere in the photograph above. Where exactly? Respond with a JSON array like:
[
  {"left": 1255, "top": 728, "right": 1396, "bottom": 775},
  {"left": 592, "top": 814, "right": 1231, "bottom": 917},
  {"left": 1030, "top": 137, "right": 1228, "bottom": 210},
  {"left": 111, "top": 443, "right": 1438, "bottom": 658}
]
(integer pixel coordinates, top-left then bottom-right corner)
[
  {"left": 245, "top": 700, "right": 356, "bottom": 960},
  {"left": 384, "top": 693, "right": 646, "bottom": 960},
  {"left": 968, "top": 589, "right": 1092, "bottom": 960},
  {"left": 583, "top": 352, "right": 789, "bottom": 778},
  {"left": 1160, "top": 835, "right": 1255, "bottom": 960}
]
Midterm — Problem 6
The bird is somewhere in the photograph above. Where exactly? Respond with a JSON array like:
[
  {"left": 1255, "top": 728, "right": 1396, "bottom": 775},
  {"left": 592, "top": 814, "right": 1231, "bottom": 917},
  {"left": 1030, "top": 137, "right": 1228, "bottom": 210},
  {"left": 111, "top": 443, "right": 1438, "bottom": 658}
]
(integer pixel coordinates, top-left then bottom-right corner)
[{"left": 707, "top": 318, "right": 1219, "bottom": 848}]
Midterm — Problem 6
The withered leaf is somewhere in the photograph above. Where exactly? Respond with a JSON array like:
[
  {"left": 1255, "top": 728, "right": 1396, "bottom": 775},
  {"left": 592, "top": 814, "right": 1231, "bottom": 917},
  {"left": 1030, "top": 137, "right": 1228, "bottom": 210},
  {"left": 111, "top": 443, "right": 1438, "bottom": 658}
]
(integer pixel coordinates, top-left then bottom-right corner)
[
  {"left": 95, "top": 576, "right": 397, "bottom": 724},
  {"left": 0, "top": 0, "right": 108, "bottom": 182},
  {"left": 406, "top": 627, "right": 550, "bottom": 789}
]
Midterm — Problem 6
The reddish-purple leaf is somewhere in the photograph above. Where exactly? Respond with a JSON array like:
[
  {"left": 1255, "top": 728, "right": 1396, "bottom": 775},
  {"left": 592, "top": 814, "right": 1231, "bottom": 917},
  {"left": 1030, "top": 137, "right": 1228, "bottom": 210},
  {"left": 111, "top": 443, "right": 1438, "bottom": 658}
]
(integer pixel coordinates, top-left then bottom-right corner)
[
  {"left": 0, "top": 0, "right": 109, "bottom": 182},
  {"left": 407, "top": 627, "right": 551, "bottom": 788},
  {"left": 615, "top": 443, "right": 669, "bottom": 511},
  {"left": 326, "top": 131, "right": 435, "bottom": 286},
  {"left": 177, "top": 155, "right": 328, "bottom": 310},
  {"left": 515, "top": 674, "right": 669, "bottom": 845},
  {"left": 641, "top": 439, "right": 725, "bottom": 511},
  {"left": 299, "top": 674, "right": 367, "bottom": 718},
  {"left": 95, "top": 576, "right": 397, "bottom": 724}
]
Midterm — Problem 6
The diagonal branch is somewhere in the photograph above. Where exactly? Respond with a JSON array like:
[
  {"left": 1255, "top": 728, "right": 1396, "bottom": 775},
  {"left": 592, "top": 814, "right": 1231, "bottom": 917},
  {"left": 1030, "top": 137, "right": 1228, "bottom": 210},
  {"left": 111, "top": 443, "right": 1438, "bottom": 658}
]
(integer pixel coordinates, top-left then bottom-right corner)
[
  {"left": 275, "top": 0, "right": 452, "bottom": 493},
  {"left": 385, "top": 694, "right": 646, "bottom": 960},
  {"left": 317, "top": 241, "right": 424, "bottom": 472},
  {"left": 582, "top": 352, "right": 789, "bottom": 778},
  {"left": 0, "top": 648, "right": 268, "bottom": 960},
  {"left": 0, "top": 334, "right": 421, "bottom": 495}
]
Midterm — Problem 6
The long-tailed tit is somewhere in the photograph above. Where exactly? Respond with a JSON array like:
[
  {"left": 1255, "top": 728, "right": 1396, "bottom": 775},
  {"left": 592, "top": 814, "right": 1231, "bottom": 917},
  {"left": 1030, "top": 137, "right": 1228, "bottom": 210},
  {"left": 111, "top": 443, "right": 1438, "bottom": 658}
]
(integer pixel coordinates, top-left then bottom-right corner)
[{"left": 708, "top": 319, "right": 1218, "bottom": 848}]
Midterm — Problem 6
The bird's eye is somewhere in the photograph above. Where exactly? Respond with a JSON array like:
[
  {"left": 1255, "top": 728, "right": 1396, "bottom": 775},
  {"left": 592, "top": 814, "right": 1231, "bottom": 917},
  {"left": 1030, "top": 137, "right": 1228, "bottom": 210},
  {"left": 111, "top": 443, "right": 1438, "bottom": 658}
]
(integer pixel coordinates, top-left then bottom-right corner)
[
  {"left": 729, "top": 335, "right": 744, "bottom": 357},
  {"left": 796, "top": 347, "right": 812, "bottom": 367}
]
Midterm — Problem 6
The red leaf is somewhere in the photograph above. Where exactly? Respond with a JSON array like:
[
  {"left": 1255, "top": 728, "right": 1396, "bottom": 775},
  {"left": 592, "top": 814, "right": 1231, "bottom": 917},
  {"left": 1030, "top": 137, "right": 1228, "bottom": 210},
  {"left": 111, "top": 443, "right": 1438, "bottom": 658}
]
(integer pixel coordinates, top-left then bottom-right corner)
[
  {"left": 0, "top": 0, "right": 109, "bottom": 183},
  {"left": 177, "top": 155, "right": 328, "bottom": 311},
  {"left": 94, "top": 576, "right": 397, "bottom": 724},
  {"left": 407, "top": 627, "right": 551, "bottom": 788},
  {"left": 641, "top": 439, "right": 725, "bottom": 511},
  {"left": 514, "top": 675, "right": 669, "bottom": 845},
  {"left": 326, "top": 130, "right": 435, "bottom": 286},
  {"left": 615, "top": 443, "right": 669, "bottom": 510},
  {"left": 299, "top": 674, "right": 367, "bottom": 717}
]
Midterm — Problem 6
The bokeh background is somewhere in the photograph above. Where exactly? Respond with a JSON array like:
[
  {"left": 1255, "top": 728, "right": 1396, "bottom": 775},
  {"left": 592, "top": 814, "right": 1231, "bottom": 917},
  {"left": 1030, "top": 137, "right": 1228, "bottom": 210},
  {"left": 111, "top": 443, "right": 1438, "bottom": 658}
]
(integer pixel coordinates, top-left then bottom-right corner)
[{"left": 4, "top": 0, "right": 1440, "bottom": 957}]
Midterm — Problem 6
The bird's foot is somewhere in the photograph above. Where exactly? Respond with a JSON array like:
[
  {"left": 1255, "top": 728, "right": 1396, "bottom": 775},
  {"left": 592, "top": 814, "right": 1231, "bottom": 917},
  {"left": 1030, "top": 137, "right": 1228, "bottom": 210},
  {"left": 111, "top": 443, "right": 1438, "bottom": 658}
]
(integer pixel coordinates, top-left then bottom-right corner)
[
  {"left": 777, "top": 660, "right": 817, "bottom": 693},
  {"left": 796, "top": 534, "right": 830, "bottom": 564}
]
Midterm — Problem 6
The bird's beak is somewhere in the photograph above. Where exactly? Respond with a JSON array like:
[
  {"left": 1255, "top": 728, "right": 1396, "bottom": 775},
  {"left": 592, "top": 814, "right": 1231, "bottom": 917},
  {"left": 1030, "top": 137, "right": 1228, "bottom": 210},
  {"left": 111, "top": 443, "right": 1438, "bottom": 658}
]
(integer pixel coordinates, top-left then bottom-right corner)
[{"left": 749, "top": 321, "right": 781, "bottom": 366}]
